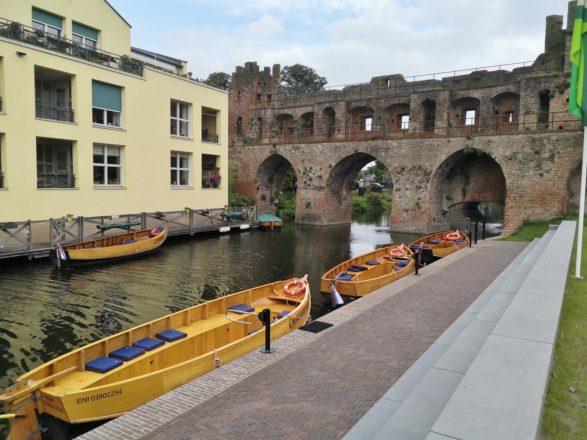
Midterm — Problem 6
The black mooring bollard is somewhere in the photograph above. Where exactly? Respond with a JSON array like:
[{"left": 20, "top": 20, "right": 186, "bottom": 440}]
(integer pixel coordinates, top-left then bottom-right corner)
[
  {"left": 482, "top": 221, "right": 486, "bottom": 240},
  {"left": 474, "top": 222, "right": 478, "bottom": 244},
  {"left": 258, "top": 308, "right": 275, "bottom": 354},
  {"left": 413, "top": 249, "right": 421, "bottom": 276},
  {"left": 468, "top": 231, "right": 472, "bottom": 247}
]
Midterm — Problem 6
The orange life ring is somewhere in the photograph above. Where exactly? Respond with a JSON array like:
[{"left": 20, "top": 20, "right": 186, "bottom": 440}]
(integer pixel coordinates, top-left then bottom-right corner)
[
  {"left": 149, "top": 227, "right": 163, "bottom": 237},
  {"left": 389, "top": 245, "right": 406, "bottom": 258},
  {"left": 445, "top": 231, "right": 461, "bottom": 241},
  {"left": 283, "top": 279, "right": 306, "bottom": 298}
]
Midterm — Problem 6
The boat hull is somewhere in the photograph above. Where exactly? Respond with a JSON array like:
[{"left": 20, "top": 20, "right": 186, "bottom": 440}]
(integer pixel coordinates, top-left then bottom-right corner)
[
  {"left": 409, "top": 230, "right": 469, "bottom": 259},
  {"left": 1, "top": 278, "right": 310, "bottom": 434},
  {"left": 320, "top": 245, "right": 414, "bottom": 297}
]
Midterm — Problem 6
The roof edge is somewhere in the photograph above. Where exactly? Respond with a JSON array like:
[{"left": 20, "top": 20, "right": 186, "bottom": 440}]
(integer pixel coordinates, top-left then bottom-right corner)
[{"left": 103, "top": 0, "right": 132, "bottom": 28}]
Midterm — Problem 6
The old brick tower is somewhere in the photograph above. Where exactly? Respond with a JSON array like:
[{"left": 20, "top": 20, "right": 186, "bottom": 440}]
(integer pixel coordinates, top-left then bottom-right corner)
[{"left": 228, "top": 2, "right": 582, "bottom": 234}]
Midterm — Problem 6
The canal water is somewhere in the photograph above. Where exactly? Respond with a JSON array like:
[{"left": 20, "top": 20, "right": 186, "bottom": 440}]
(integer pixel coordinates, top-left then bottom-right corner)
[{"left": 0, "top": 212, "right": 419, "bottom": 436}]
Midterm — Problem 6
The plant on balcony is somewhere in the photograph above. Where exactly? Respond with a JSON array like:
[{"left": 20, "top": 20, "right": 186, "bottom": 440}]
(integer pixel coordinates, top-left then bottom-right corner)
[
  {"left": 209, "top": 173, "right": 221, "bottom": 188},
  {"left": 46, "top": 36, "right": 70, "bottom": 54}
]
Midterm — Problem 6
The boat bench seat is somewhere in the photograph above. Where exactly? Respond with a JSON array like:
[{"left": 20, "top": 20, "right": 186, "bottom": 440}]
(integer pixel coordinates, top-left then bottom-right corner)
[
  {"left": 365, "top": 260, "right": 380, "bottom": 266},
  {"left": 132, "top": 337, "right": 165, "bottom": 351},
  {"left": 156, "top": 329, "right": 188, "bottom": 342},
  {"left": 277, "top": 310, "right": 291, "bottom": 319},
  {"left": 227, "top": 304, "right": 255, "bottom": 314},
  {"left": 348, "top": 264, "right": 368, "bottom": 272},
  {"left": 109, "top": 346, "right": 145, "bottom": 361},
  {"left": 395, "top": 260, "right": 409, "bottom": 267},
  {"left": 85, "top": 356, "right": 123, "bottom": 373},
  {"left": 338, "top": 273, "right": 353, "bottom": 281},
  {"left": 429, "top": 239, "right": 441, "bottom": 244}
]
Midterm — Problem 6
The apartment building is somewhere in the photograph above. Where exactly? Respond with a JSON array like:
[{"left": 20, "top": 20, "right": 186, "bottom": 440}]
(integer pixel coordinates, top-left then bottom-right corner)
[{"left": 0, "top": 0, "right": 228, "bottom": 222}]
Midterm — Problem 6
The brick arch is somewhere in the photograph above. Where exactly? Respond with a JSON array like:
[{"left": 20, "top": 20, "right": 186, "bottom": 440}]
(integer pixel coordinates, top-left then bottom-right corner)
[
  {"left": 429, "top": 147, "right": 506, "bottom": 225},
  {"left": 255, "top": 154, "right": 297, "bottom": 214}
]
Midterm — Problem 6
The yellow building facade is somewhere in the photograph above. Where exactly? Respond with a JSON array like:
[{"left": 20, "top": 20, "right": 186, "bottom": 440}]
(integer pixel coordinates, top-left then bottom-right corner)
[{"left": 0, "top": 0, "right": 228, "bottom": 222}]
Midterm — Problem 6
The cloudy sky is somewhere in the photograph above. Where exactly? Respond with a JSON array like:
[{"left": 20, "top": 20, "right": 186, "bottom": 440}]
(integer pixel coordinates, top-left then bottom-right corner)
[{"left": 108, "top": 0, "right": 570, "bottom": 86}]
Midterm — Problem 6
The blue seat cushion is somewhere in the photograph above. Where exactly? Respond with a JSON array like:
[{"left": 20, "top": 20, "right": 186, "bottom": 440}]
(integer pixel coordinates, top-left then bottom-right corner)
[
  {"left": 396, "top": 260, "right": 409, "bottom": 267},
  {"left": 429, "top": 239, "right": 441, "bottom": 244},
  {"left": 228, "top": 303, "right": 255, "bottom": 313},
  {"left": 86, "top": 356, "right": 123, "bottom": 373},
  {"left": 156, "top": 329, "right": 188, "bottom": 342},
  {"left": 365, "top": 260, "right": 380, "bottom": 266},
  {"left": 277, "top": 310, "right": 291, "bottom": 319},
  {"left": 455, "top": 239, "right": 464, "bottom": 244},
  {"left": 338, "top": 273, "right": 353, "bottom": 281},
  {"left": 122, "top": 239, "right": 136, "bottom": 244},
  {"left": 132, "top": 337, "right": 165, "bottom": 351},
  {"left": 348, "top": 264, "right": 368, "bottom": 272},
  {"left": 109, "top": 346, "right": 145, "bottom": 361}
]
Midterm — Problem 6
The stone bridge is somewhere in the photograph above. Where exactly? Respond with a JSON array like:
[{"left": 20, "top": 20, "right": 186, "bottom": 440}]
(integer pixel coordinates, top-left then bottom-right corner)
[{"left": 229, "top": 5, "right": 584, "bottom": 234}]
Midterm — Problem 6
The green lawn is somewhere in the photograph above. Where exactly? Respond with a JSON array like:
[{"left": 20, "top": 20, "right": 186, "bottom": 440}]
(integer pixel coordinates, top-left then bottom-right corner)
[{"left": 507, "top": 217, "right": 587, "bottom": 439}]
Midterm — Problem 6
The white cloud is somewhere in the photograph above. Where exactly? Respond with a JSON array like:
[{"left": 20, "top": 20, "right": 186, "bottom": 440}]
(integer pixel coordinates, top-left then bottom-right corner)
[{"left": 246, "top": 14, "right": 283, "bottom": 38}]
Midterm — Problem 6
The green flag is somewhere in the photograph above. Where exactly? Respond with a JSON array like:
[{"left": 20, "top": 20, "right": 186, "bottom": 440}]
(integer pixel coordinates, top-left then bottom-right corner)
[{"left": 570, "top": 0, "right": 587, "bottom": 125}]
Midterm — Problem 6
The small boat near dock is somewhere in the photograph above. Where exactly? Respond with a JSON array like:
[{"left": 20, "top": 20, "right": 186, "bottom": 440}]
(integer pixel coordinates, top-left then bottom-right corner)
[
  {"left": 53, "top": 227, "right": 168, "bottom": 268},
  {"left": 0, "top": 277, "right": 311, "bottom": 439},
  {"left": 409, "top": 230, "right": 469, "bottom": 261},
  {"left": 258, "top": 214, "right": 283, "bottom": 229},
  {"left": 320, "top": 244, "right": 414, "bottom": 298}
]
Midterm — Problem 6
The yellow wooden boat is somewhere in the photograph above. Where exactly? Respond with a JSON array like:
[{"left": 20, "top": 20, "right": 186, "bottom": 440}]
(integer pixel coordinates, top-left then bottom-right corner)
[
  {"left": 54, "top": 227, "right": 168, "bottom": 268},
  {"left": 320, "top": 244, "right": 414, "bottom": 297},
  {"left": 409, "top": 230, "right": 469, "bottom": 259},
  {"left": 0, "top": 277, "right": 311, "bottom": 440}
]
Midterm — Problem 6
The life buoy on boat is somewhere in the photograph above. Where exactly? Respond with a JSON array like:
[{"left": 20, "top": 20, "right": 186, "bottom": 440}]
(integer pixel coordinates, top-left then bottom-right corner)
[
  {"left": 445, "top": 231, "right": 461, "bottom": 241},
  {"left": 389, "top": 244, "right": 406, "bottom": 259},
  {"left": 149, "top": 226, "right": 164, "bottom": 237},
  {"left": 283, "top": 279, "right": 306, "bottom": 298}
]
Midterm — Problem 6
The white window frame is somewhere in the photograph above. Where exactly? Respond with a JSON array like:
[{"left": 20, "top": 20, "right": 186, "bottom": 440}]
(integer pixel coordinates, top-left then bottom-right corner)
[
  {"left": 32, "top": 20, "right": 61, "bottom": 38},
  {"left": 93, "top": 144, "right": 122, "bottom": 186},
  {"left": 171, "top": 100, "right": 190, "bottom": 138},
  {"left": 92, "top": 107, "right": 121, "bottom": 127},
  {"left": 72, "top": 33, "right": 97, "bottom": 50},
  {"left": 170, "top": 151, "right": 191, "bottom": 187},
  {"left": 400, "top": 114, "right": 410, "bottom": 130}
]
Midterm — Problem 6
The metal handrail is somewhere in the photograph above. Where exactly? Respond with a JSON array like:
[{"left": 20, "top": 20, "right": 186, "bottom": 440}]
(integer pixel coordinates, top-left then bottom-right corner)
[{"left": 35, "top": 103, "right": 74, "bottom": 122}]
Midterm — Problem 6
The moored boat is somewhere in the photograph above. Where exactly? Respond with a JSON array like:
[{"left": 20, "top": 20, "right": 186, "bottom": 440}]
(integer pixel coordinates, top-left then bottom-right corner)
[
  {"left": 54, "top": 226, "right": 168, "bottom": 268},
  {"left": 320, "top": 244, "right": 414, "bottom": 298},
  {"left": 409, "top": 229, "right": 469, "bottom": 260},
  {"left": 0, "top": 277, "right": 311, "bottom": 439},
  {"left": 258, "top": 214, "right": 283, "bottom": 229}
]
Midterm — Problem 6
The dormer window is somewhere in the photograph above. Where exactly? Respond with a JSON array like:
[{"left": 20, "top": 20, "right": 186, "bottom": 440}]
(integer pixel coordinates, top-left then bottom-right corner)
[
  {"left": 72, "top": 22, "right": 98, "bottom": 50},
  {"left": 32, "top": 8, "right": 62, "bottom": 38}
]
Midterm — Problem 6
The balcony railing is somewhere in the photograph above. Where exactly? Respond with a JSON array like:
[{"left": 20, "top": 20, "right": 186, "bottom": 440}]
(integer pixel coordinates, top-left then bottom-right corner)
[
  {"left": 0, "top": 171, "right": 3, "bottom": 188},
  {"left": 202, "top": 131, "right": 219, "bottom": 143},
  {"left": 235, "top": 111, "right": 582, "bottom": 146},
  {"left": 35, "top": 103, "right": 74, "bottom": 122},
  {"left": 37, "top": 173, "right": 75, "bottom": 189},
  {"left": 0, "top": 18, "right": 143, "bottom": 76}
]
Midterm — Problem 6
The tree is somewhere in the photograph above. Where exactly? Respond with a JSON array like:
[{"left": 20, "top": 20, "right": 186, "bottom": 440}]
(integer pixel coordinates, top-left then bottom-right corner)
[
  {"left": 204, "top": 72, "right": 231, "bottom": 90},
  {"left": 281, "top": 64, "right": 327, "bottom": 94}
]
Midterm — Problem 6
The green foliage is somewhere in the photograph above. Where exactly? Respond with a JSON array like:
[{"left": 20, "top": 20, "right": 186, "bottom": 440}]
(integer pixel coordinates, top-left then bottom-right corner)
[
  {"left": 228, "top": 192, "right": 254, "bottom": 206},
  {"left": 502, "top": 217, "right": 568, "bottom": 241},
  {"left": 283, "top": 168, "right": 297, "bottom": 192},
  {"left": 204, "top": 72, "right": 231, "bottom": 90},
  {"left": 281, "top": 64, "right": 327, "bottom": 94},
  {"left": 352, "top": 191, "right": 391, "bottom": 214}
]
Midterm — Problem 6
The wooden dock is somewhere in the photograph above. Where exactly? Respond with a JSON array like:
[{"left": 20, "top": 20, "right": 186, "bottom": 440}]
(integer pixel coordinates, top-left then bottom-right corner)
[{"left": 0, "top": 206, "right": 257, "bottom": 261}]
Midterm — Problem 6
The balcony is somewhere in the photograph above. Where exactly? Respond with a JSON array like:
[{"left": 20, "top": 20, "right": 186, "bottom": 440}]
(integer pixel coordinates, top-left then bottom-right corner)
[
  {"left": 37, "top": 173, "right": 75, "bottom": 189},
  {"left": 36, "top": 103, "right": 74, "bottom": 122},
  {"left": 0, "top": 18, "right": 143, "bottom": 76},
  {"left": 0, "top": 171, "right": 3, "bottom": 188},
  {"left": 202, "top": 131, "right": 219, "bottom": 143}
]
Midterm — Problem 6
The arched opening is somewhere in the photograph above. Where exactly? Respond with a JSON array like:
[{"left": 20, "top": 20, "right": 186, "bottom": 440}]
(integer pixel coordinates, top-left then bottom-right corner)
[
  {"left": 300, "top": 112, "right": 315, "bottom": 139},
  {"left": 256, "top": 155, "right": 297, "bottom": 219},
  {"left": 324, "top": 153, "right": 391, "bottom": 224},
  {"left": 274, "top": 113, "right": 295, "bottom": 141},
  {"left": 430, "top": 148, "right": 506, "bottom": 234},
  {"left": 538, "top": 89, "right": 551, "bottom": 128},
  {"left": 384, "top": 103, "right": 410, "bottom": 134},
  {"left": 451, "top": 97, "right": 480, "bottom": 134},
  {"left": 491, "top": 92, "right": 520, "bottom": 133},
  {"left": 348, "top": 106, "right": 375, "bottom": 139},
  {"left": 422, "top": 99, "right": 436, "bottom": 133},
  {"left": 235, "top": 116, "right": 243, "bottom": 135},
  {"left": 322, "top": 107, "right": 336, "bottom": 137}
]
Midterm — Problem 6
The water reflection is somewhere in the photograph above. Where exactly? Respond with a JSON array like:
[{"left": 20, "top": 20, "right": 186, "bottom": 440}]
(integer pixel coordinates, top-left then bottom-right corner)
[{"left": 0, "top": 213, "right": 421, "bottom": 406}]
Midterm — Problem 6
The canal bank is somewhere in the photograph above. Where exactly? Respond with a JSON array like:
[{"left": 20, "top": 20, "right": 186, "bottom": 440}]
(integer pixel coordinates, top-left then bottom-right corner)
[{"left": 78, "top": 237, "right": 528, "bottom": 440}]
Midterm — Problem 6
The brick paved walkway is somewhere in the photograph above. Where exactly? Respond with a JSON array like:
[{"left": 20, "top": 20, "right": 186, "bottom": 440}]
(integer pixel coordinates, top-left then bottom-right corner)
[{"left": 127, "top": 241, "right": 524, "bottom": 440}]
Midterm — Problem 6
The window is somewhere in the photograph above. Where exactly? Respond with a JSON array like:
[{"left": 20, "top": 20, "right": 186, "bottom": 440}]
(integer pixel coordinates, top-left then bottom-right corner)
[
  {"left": 202, "top": 154, "right": 220, "bottom": 188},
  {"left": 0, "top": 134, "right": 4, "bottom": 189},
  {"left": 362, "top": 116, "right": 373, "bottom": 131},
  {"left": 170, "top": 152, "right": 190, "bottom": 186},
  {"left": 32, "top": 8, "right": 62, "bottom": 38},
  {"left": 170, "top": 100, "right": 189, "bottom": 137},
  {"left": 93, "top": 144, "right": 122, "bottom": 186},
  {"left": 464, "top": 109, "right": 476, "bottom": 126},
  {"left": 504, "top": 111, "right": 515, "bottom": 123},
  {"left": 72, "top": 22, "right": 98, "bottom": 50},
  {"left": 36, "top": 138, "right": 74, "bottom": 188},
  {"left": 92, "top": 81, "right": 122, "bottom": 127},
  {"left": 202, "top": 107, "right": 219, "bottom": 142},
  {"left": 400, "top": 114, "right": 410, "bottom": 130}
]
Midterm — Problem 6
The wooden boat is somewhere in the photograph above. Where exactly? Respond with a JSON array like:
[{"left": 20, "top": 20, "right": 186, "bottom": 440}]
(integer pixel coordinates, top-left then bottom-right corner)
[
  {"left": 258, "top": 214, "right": 283, "bottom": 229},
  {"left": 409, "top": 230, "right": 469, "bottom": 260},
  {"left": 0, "top": 277, "right": 311, "bottom": 440},
  {"left": 54, "top": 226, "right": 168, "bottom": 268},
  {"left": 320, "top": 244, "right": 414, "bottom": 297}
]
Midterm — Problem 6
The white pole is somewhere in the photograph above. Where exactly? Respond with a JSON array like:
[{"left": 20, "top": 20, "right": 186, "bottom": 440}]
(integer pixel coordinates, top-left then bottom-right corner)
[{"left": 575, "top": 126, "right": 587, "bottom": 278}]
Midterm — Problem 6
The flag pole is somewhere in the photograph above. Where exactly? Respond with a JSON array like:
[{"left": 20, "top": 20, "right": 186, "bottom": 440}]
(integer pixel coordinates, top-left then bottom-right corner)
[{"left": 575, "top": 126, "right": 587, "bottom": 278}]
